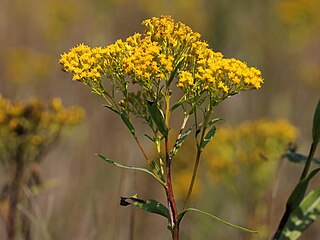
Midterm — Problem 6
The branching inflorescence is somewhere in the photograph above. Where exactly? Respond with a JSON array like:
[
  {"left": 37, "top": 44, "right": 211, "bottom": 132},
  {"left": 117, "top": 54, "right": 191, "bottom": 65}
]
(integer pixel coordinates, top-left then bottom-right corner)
[
  {"left": 60, "top": 16, "right": 262, "bottom": 112},
  {"left": 59, "top": 16, "right": 263, "bottom": 240}
]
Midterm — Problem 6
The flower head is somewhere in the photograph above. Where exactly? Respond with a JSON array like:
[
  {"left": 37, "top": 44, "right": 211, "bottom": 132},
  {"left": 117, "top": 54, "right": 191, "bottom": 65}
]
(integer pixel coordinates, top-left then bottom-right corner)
[{"left": 59, "top": 16, "right": 263, "bottom": 112}]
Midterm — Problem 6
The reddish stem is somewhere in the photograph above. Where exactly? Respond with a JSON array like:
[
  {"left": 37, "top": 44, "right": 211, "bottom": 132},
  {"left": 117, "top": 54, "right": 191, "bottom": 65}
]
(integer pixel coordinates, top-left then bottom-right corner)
[
  {"left": 7, "top": 148, "right": 25, "bottom": 240},
  {"left": 165, "top": 137, "right": 179, "bottom": 240}
]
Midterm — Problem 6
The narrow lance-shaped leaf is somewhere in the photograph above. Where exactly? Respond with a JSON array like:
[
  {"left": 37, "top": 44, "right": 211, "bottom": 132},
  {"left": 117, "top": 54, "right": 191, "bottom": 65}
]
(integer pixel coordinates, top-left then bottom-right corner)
[
  {"left": 170, "top": 126, "right": 192, "bottom": 157},
  {"left": 146, "top": 101, "right": 168, "bottom": 137},
  {"left": 312, "top": 99, "right": 320, "bottom": 143},
  {"left": 207, "top": 118, "right": 223, "bottom": 127},
  {"left": 120, "top": 111, "right": 135, "bottom": 136},
  {"left": 287, "top": 167, "right": 320, "bottom": 212},
  {"left": 144, "top": 133, "right": 155, "bottom": 142},
  {"left": 96, "top": 153, "right": 165, "bottom": 186},
  {"left": 170, "top": 97, "right": 189, "bottom": 113},
  {"left": 150, "top": 160, "right": 165, "bottom": 182},
  {"left": 120, "top": 196, "right": 170, "bottom": 222},
  {"left": 103, "top": 105, "right": 119, "bottom": 114},
  {"left": 177, "top": 208, "right": 258, "bottom": 233},
  {"left": 284, "top": 151, "right": 320, "bottom": 165},
  {"left": 279, "top": 188, "right": 320, "bottom": 240},
  {"left": 200, "top": 126, "right": 216, "bottom": 151}
]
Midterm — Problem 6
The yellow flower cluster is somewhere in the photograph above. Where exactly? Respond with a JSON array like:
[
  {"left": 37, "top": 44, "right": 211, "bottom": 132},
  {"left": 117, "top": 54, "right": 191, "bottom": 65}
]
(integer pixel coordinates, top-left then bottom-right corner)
[
  {"left": 59, "top": 16, "right": 263, "bottom": 107},
  {"left": 0, "top": 95, "right": 84, "bottom": 165},
  {"left": 59, "top": 44, "right": 103, "bottom": 81},
  {"left": 203, "top": 119, "right": 298, "bottom": 184},
  {"left": 143, "top": 16, "right": 201, "bottom": 50},
  {"left": 178, "top": 44, "right": 263, "bottom": 98},
  {"left": 124, "top": 36, "right": 162, "bottom": 80},
  {"left": 171, "top": 119, "right": 297, "bottom": 199}
]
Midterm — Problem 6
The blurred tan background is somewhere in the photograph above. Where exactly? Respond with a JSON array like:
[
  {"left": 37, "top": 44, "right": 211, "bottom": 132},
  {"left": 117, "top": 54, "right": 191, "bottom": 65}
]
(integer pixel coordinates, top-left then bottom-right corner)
[{"left": 0, "top": 0, "right": 319, "bottom": 239}]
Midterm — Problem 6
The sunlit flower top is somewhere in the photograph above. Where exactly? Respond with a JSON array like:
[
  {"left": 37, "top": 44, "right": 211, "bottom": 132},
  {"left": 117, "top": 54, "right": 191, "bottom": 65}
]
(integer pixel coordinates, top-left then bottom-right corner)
[{"left": 59, "top": 16, "right": 263, "bottom": 108}]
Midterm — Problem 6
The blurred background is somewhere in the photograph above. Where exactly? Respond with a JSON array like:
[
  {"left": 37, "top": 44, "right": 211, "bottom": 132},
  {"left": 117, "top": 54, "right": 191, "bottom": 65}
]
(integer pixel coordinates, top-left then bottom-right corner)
[{"left": 0, "top": 0, "right": 319, "bottom": 239}]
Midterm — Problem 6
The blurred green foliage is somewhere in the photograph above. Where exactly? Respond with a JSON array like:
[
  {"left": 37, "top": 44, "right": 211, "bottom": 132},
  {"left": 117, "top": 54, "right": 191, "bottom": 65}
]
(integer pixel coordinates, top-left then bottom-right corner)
[{"left": 0, "top": 96, "right": 84, "bottom": 239}]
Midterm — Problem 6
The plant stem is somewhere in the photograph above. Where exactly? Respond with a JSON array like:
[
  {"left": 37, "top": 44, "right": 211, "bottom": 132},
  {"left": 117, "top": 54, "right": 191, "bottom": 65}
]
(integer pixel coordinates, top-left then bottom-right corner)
[
  {"left": 299, "top": 142, "right": 318, "bottom": 180},
  {"left": 183, "top": 148, "right": 201, "bottom": 210},
  {"left": 134, "top": 136, "right": 151, "bottom": 166},
  {"left": 273, "top": 141, "right": 319, "bottom": 239},
  {"left": 7, "top": 145, "right": 25, "bottom": 240},
  {"left": 164, "top": 87, "right": 179, "bottom": 240},
  {"left": 165, "top": 137, "right": 179, "bottom": 240},
  {"left": 171, "top": 224, "right": 179, "bottom": 240},
  {"left": 272, "top": 209, "right": 291, "bottom": 240},
  {"left": 183, "top": 112, "right": 208, "bottom": 210}
]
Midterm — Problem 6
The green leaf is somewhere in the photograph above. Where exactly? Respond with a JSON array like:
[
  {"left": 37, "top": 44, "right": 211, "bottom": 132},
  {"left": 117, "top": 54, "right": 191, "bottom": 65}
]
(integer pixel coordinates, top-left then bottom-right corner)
[
  {"left": 170, "top": 126, "right": 192, "bottom": 157},
  {"left": 207, "top": 118, "right": 223, "bottom": 127},
  {"left": 273, "top": 168, "right": 320, "bottom": 239},
  {"left": 189, "top": 97, "right": 206, "bottom": 114},
  {"left": 120, "top": 196, "right": 170, "bottom": 221},
  {"left": 150, "top": 160, "right": 165, "bottom": 182},
  {"left": 200, "top": 126, "right": 216, "bottom": 151},
  {"left": 312, "top": 99, "right": 320, "bottom": 143},
  {"left": 103, "top": 105, "right": 119, "bottom": 114},
  {"left": 284, "top": 151, "right": 320, "bottom": 165},
  {"left": 287, "top": 167, "right": 320, "bottom": 212},
  {"left": 168, "top": 59, "right": 184, "bottom": 86},
  {"left": 96, "top": 153, "right": 161, "bottom": 183},
  {"left": 120, "top": 111, "right": 135, "bottom": 136},
  {"left": 178, "top": 208, "right": 258, "bottom": 233},
  {"left": 170, "top": 98, "right": 189, "bottom": 113},
  {"left": 144, "top": 134, "right": 154, "bottom": 142},
  {"left": 146, "top": 101, "right": 168, "bottom": 137},
  {"left": 279, "top": 188, "right": 320, "bottom": 240}
]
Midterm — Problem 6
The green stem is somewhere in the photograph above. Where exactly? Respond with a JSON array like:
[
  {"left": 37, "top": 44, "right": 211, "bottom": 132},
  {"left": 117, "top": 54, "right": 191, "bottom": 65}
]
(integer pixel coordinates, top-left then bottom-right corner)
[
  {"left": 273, "top": 141, "right": 319, "bottom": 240},
  {"left": 183, "top": 110, "right": 211, "bottom": 210},
  {"left": 183, "top": 147, "right": 201, "bottom": 210},
  {"left": 299, "top": 142, "right": 318, "bottom": 180}
]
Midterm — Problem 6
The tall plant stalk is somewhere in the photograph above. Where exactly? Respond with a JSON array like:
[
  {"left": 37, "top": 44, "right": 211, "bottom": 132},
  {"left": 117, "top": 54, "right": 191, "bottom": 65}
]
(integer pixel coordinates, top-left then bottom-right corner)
[
  {"left": 7, "top": 145, "right": 24, "bottom": 240},
  {"left": 59, "top": 16, "right": 263, "bottom": 239}
]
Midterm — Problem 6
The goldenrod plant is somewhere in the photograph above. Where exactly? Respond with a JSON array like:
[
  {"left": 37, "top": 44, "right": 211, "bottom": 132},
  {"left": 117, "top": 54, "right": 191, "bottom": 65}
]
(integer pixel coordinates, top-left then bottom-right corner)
[
  {"left": 173, "top": 119, "right": 298, "bottom": 196},
  {"left": 172, "top": 119, "right": 298, "bottom": 238},
  {"left": 0, "top": 96, "right": 84, "bottom": 240},
  {"left": 59, "top": 16, "right": 263, "bottom": 239}
]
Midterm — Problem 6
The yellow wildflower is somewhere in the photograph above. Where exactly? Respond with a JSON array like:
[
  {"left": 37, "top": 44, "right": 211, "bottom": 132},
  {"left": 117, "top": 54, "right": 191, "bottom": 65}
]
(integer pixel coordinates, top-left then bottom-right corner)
[{"left": 59, "top": 16, "right": 263, "bottom": 110}]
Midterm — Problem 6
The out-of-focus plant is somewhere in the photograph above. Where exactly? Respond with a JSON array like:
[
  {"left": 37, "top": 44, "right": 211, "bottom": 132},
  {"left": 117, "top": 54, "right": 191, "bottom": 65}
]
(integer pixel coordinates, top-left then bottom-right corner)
[
  {"left": 204, "top": 119, "right": 298, "bottom": 191},
  {"left": 172, "top": 119, "right": 298, "bottom": 237},
  {"left": 59, "top": 16, "right": 263, "bottom": 239},
  {"left": 272, "top": 99, "right": 320, "bottom": 240},
  {"left": 205, "top": 119, "right": 298, "bottom": 238},
  {"left": 0, "top": 95, "right": 84, "bottom": 240}
]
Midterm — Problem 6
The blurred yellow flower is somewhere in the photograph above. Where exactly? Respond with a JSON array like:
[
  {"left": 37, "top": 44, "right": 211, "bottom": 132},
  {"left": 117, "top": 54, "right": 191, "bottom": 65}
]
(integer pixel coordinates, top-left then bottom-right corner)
[
  {"left": 172, "top": 119, "right": 298, "bottom": 199},
  {"left": 203, "top": 119, "right": 298, "bottom": 186},
  {"left": 0, "top": 95, "right": 84, "bottom": 166}
]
